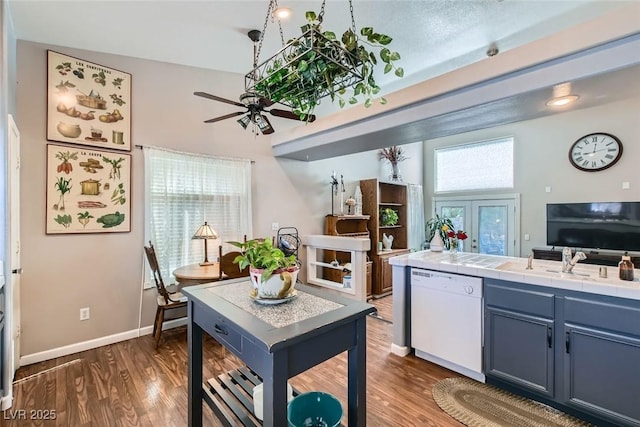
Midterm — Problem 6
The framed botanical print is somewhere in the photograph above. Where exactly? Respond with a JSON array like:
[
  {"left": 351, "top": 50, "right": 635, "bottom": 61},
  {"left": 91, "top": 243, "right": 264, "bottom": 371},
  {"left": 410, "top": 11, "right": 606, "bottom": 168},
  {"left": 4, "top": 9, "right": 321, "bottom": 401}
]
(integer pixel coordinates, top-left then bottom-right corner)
[
  {"left": 46, "top": 144, "right": 131, "bottom": 234},
  {"left": 47, "top": 50, "right": 132, "bottom": 151}
]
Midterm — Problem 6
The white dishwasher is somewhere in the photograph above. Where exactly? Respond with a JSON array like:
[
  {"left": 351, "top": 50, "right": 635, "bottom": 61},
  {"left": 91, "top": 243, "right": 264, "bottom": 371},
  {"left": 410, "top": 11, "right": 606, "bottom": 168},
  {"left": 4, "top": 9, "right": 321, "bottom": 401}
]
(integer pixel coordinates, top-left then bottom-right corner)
[{"left": 410, "top": 268, "right": 484, "bottom": 382}]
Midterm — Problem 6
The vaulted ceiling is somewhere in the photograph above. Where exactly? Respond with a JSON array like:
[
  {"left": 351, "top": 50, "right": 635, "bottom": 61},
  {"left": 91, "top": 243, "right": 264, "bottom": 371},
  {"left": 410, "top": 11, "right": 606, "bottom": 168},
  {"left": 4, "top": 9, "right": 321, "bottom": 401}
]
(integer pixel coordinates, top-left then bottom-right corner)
[{"left": 8, "top": 1, "right": 639, "bottom": 159}]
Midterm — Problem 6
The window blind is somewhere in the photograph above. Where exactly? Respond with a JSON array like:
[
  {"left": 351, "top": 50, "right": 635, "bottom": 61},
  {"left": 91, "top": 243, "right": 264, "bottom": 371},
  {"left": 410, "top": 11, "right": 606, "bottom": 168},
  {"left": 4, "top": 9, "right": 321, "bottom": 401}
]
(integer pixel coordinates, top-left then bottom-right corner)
[
  {"left": 435, "top": 137, "right": 514, "bottom": 192},
  {"left": 143, "top": 147, "right": 252, "bottom": 285}
]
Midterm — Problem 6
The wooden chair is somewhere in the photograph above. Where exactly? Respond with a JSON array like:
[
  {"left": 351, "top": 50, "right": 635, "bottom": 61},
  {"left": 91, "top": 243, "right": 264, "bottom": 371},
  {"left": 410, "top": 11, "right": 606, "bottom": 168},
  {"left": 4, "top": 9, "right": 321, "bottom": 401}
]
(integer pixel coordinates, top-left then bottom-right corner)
[
  {"left": 144, "top": 241, "right": 188, "bottom": 348},
  {"left": 219, "top": 245, "right": 249, "bottom": 280}
]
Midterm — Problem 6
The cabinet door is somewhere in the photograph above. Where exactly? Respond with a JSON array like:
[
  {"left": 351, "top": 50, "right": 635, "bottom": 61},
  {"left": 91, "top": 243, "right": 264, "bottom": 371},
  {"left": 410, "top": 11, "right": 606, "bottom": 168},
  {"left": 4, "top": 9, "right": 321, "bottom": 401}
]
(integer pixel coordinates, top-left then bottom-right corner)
[
  {"left": 563, "top": 326, "right": 640, "bottom": 425},
  {"left": 380, "top": 256, "right": 393, "bottom": 294},
  {"left": 485, "top": 307, "right": 554, "bottom": 397}
]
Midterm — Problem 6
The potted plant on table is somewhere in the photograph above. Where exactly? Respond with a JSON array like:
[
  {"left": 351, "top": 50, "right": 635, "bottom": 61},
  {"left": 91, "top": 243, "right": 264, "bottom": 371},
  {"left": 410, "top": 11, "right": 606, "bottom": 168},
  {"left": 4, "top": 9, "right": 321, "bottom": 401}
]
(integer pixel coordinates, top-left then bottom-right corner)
[{"left": 229, "top": 238, "right": 299, "bottom": 299}]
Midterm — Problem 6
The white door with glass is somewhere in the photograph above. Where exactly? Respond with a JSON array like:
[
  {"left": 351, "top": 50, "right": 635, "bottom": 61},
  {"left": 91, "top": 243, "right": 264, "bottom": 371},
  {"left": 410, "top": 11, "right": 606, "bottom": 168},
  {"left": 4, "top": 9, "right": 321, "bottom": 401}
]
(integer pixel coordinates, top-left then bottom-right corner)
[{"left": 434, "top": 196, "right": 519, "bottom": 256}]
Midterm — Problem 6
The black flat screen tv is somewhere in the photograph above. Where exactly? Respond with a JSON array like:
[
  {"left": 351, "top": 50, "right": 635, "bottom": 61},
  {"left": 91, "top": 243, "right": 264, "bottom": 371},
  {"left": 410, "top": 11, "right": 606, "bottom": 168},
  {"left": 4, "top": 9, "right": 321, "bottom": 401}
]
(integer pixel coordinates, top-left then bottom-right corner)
[{"left": 546, "top": 202, "right": 640, "bottom": 252}]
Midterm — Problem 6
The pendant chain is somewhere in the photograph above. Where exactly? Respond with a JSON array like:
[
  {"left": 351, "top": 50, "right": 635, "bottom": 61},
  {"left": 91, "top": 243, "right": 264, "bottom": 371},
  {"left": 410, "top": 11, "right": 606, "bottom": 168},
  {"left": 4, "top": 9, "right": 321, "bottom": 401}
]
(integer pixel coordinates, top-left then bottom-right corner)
[{"left": 255, "top": 0, "right": 287, "bottom": 65}]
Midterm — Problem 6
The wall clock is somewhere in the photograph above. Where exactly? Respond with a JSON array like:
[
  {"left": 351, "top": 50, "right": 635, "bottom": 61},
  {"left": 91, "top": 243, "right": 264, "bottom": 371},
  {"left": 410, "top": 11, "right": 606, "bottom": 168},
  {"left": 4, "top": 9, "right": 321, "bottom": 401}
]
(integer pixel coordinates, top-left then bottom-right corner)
[{"left": 568, "top": 132, "right": 623, "bottom": 172}]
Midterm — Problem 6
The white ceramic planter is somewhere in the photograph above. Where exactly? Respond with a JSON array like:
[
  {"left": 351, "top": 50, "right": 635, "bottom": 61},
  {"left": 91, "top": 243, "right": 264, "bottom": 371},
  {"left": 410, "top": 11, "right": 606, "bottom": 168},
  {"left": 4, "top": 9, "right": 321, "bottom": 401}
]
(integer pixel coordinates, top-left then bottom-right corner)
[{"left": 249, "top": 266, "right": 299, "bottom": 299}]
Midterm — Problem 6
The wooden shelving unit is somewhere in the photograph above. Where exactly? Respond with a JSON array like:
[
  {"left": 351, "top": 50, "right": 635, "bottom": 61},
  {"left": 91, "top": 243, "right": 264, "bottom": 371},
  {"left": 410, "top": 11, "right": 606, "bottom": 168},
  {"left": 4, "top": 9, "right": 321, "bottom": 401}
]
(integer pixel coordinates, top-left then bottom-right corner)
[
  {"left": 323, "top": 215, "right": 373, "bottom": 299},
  {"left": 360, "top": 179, "right": 410, "bottom": 297}
]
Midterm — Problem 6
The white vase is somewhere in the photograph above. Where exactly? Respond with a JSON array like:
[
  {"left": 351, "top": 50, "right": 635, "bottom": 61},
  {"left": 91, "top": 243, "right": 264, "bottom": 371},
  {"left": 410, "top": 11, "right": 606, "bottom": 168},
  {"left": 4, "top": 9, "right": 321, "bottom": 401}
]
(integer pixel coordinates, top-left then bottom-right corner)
[
  {"left": 249, "top": 266, "right": 299, "bottom": 299},
  {"left": 354, "top": 185, "right": 363, "bottom": 215},
  {"left": 430, "top": 232, "right": 444, "bottom": 252}
]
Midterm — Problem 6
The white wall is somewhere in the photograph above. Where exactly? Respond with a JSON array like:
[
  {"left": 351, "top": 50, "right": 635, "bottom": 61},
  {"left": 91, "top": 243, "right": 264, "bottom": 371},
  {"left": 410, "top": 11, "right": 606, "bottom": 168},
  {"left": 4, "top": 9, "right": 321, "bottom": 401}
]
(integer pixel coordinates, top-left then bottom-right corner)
[
  {"left": 15, "top": 40, "right": 421, "bottom": 357},
  {"left": 424, "top": 96, "right": 640, "bottom": 256}
]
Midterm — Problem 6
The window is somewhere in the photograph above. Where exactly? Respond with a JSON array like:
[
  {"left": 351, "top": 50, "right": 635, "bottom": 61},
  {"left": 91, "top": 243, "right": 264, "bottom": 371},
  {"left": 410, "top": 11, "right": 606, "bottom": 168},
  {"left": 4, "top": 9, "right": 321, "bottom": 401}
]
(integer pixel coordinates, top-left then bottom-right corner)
[
  {"left": 435, "top": 137, "right": 514, "bottom": 192},
  {"left": 143, "top": 147, "right": 252, "bottom": 284}
]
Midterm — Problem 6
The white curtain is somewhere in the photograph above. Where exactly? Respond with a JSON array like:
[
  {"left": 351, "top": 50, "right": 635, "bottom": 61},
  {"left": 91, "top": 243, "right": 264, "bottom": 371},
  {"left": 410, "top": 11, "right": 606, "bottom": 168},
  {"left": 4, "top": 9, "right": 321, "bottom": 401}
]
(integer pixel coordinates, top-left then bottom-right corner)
[
  {"left": 407, "top": 184, "right": 425, "bottom": 251},
  {"left": 143, "top": 146, "right": 252, "bottom": 284}
]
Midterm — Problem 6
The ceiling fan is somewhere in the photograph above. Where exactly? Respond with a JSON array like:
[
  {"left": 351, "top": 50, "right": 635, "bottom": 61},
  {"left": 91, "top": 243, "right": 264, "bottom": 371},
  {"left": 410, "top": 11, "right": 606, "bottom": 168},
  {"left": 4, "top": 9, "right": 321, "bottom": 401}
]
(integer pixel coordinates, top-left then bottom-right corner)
[{"left": 194, "top": 30, "right": 316, "bottom": 135}]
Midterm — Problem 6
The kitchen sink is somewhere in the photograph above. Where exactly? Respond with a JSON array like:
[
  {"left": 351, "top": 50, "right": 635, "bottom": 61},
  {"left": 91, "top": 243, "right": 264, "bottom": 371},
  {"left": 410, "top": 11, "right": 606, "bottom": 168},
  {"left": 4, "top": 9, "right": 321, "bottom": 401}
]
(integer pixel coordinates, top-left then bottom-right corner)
[{"left": 496, "top": 260, "right": 594, "bottom": 278}]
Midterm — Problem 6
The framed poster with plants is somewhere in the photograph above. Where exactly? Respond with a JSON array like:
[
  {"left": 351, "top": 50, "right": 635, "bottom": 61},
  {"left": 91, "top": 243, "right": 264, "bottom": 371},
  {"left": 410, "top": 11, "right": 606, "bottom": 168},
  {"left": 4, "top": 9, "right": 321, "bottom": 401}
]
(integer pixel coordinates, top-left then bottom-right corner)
[
  {"left": 46, "top": 144, "right": 131, "bottom": 234},
  {"left": 47, "top": 50, "right": 132, "bottom": 151}
]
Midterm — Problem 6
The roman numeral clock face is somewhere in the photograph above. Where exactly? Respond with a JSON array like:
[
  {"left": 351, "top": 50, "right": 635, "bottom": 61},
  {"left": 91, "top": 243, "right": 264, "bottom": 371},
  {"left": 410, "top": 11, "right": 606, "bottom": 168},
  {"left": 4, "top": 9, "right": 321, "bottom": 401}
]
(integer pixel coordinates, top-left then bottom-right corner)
[{"left": 569, "top": 132, "right": 623, "bottom": 172}]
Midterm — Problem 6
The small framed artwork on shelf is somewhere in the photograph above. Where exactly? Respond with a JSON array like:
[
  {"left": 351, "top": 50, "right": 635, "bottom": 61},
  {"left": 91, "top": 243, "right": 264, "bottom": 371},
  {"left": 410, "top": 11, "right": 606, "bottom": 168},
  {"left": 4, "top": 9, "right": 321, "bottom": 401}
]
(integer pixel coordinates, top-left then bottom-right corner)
[
  {"left": 46, "top": 143, "right": 131, "bottom": 234},
  {"left": 46, "top": 50, "right": 132, "bottom": 151}
]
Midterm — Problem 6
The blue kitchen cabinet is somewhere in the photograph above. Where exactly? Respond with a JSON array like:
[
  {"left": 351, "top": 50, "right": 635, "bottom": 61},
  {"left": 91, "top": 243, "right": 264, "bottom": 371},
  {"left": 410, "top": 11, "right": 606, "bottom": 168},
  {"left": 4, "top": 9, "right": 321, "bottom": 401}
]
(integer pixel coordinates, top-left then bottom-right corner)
[
  {"left": 485, "top": 281, "right": 555, "bottom": 398},
  {"left": 562, "top": 296, "right": 640, "bottom": 426},
  {"left": 484, "top": 278, "right": 640, "bottom": 427}
]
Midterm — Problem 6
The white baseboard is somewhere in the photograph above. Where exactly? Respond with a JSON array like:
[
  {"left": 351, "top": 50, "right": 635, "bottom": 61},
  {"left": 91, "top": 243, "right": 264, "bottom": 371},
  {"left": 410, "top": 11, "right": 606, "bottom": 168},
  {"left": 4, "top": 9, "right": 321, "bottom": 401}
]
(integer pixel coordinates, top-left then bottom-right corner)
[
  {"left": 20, "top": 318, "right": 188, "bottom": 366},
  {"left": 390, "top": 343, "right": 410, "bottom": 357}
]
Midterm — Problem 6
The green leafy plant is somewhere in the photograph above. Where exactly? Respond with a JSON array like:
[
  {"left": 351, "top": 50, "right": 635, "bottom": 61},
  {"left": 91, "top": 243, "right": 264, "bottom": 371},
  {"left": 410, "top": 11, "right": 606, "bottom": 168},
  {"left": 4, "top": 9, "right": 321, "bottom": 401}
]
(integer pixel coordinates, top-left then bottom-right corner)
[
  {"left": 53, "top": 177, "right": 72, "bottom": 211},
  {"left": 229, "top": 238, "right": 297, "bottom": 282},
  {"left": 252, "top": 10, "right": 403, "bottom": 118},
  {"left": 380, "top": 207, "right": 399, "bottom": 226},
  {"left": 54, "top": 214, "right": 72, "bottom": 228},
  {"left": 426, "top": 214, "right": 455, "bottom": 247}
]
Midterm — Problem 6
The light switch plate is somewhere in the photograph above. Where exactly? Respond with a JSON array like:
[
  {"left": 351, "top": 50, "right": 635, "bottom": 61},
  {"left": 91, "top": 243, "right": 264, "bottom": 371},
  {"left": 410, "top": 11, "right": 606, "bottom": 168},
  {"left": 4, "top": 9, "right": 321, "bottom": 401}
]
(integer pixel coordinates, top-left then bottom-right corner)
[
  {"left": 545, "top": 186, "right": 552, "bottom": 193},
  {"left": 622, "top": 181, "right": 630, "bottom": 189}
]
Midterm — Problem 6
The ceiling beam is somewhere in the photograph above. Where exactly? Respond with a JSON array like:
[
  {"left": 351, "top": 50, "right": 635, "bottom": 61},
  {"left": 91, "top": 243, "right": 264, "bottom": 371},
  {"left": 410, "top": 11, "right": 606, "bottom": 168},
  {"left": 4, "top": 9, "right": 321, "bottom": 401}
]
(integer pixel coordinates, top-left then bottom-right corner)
[{"left": 272, "top": 34, "right": 640, "bottom": 162}]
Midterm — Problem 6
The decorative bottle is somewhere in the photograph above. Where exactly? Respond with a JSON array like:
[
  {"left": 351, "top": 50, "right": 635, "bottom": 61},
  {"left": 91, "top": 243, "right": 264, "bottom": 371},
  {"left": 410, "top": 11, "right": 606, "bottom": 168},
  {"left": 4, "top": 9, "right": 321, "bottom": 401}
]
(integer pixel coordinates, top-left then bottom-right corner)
[
  {"left": 354, "top": 185, "right": 363, "bottom": 216},
  {"left": 618, "top": 252, "right": 634, "bottom": 281}
]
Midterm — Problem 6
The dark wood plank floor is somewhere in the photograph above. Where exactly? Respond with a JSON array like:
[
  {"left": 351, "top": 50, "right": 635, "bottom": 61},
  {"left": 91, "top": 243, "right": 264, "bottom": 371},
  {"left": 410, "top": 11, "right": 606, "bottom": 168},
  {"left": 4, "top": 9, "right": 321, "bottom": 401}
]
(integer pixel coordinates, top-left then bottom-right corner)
[
  {"left": 2, "top": 316, "right": 463, "bottom": 426},
  {"left": 370, "top": 294, "right": 393, "bottom": 323}
]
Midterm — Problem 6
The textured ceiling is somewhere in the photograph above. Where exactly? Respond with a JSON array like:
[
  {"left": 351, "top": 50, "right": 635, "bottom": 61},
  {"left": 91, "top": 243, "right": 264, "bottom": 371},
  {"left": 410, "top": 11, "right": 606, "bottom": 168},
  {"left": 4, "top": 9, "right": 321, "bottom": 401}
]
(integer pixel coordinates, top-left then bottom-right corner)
[
  {"left": 8, "top": 0, "right": 629, "bottom": 95},
  {"left": 8, "top": 1, "right": 639, "bottom": 157}
]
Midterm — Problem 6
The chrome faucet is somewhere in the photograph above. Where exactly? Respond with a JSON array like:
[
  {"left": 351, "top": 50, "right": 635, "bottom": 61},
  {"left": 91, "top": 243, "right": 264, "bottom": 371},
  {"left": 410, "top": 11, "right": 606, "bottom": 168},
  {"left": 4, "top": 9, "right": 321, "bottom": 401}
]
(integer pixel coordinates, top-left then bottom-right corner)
[{"left": 562, "top": 247, "right": 586, "bottom": 273}]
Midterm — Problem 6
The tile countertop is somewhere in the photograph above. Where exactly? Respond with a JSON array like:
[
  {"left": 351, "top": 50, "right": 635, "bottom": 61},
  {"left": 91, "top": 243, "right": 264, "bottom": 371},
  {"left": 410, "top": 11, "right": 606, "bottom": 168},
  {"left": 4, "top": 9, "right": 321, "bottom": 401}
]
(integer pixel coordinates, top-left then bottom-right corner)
[{"left": 389, "top": 250, "right": 640, "bottom": 301}]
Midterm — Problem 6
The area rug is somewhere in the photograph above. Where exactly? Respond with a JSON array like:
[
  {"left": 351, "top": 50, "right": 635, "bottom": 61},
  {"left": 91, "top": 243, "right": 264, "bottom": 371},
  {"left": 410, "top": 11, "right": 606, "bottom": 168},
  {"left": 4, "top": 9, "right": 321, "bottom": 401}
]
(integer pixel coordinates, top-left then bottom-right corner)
[{"left": 432, "top": 377, "right": 593, "bottom": 427}]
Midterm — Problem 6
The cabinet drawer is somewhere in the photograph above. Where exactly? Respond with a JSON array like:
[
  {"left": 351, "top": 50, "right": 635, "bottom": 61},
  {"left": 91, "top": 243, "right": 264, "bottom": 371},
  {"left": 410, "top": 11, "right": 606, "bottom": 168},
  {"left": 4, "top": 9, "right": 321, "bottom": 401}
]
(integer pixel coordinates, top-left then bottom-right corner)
[
  {"left": 485, "top": 280, "right": 554, "bottom": 318},
  {"left": 211, "top": 315, "right": 243, "bottom": 353},
  {"left": 193, "top": 303, "right": 244, "bottom": 354},
  {"left": 564, "top": 296, "right": 640, "bottom": 337}
]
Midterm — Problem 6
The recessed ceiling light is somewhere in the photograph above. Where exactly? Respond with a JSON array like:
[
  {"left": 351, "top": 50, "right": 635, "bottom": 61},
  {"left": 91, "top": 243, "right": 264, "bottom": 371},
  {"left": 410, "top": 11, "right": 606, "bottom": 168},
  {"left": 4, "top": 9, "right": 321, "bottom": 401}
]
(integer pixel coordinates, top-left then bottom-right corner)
[
  {"left": 273, "top": 7, "right": 291, "bottom": 20},
  {"left": 546, "top": 95, "right": 579, "bottom": 107}
]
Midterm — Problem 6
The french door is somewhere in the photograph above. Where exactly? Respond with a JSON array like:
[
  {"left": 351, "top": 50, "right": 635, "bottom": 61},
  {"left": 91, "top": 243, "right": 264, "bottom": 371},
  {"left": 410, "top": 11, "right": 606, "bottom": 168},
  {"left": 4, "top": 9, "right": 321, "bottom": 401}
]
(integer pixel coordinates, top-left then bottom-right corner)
[{"left": 434, "top": 195, "right": 520, "bottom": 256}]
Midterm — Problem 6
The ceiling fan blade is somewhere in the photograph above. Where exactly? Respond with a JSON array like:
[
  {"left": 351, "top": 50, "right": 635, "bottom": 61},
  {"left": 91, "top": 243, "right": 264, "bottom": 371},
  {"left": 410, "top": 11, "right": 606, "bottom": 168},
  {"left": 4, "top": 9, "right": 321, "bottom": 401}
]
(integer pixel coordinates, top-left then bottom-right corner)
[
  {"left": 259, "top": 97, "right": 274, "bottom": 107},
  {"left": 194, "top": 91, "right": 244, "bottom": 108},
  {"left": 254, "top": 114, "right": 274, "bottom": 135},
  {"left": 269, "top": 108, "right": 316, "bottom": 123},
  {"left": 203, "top": 111, "right": 246, "bottom": 123}
]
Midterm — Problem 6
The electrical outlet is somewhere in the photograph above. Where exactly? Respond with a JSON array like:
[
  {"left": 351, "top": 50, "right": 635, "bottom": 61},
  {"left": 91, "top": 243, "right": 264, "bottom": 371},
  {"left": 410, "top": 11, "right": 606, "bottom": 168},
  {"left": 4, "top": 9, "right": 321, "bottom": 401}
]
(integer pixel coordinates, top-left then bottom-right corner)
[
  {"left": 271, "top": 222, "right": 279, "bottom": 231},
  {"left": 80, "top": 307, "right": 90, "bottom": 321}
]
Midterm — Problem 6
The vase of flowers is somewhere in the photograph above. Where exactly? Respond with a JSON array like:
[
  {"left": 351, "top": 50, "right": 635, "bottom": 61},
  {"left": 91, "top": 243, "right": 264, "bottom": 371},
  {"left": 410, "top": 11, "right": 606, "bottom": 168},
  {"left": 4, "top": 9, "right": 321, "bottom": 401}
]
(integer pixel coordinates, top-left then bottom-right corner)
[
  {"left": 378, "top": 146, "right": 407, "bottom": 182},
  {"left": 443, "top": 225, "right": 468, "bottom": 253}
]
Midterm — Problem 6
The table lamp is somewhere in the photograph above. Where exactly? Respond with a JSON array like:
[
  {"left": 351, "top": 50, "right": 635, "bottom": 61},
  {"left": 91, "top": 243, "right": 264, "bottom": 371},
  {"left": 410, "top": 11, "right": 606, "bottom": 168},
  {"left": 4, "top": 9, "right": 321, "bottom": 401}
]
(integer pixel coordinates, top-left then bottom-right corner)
[{"left": 192, "top": 222, "right": 218, "bottom": 266}]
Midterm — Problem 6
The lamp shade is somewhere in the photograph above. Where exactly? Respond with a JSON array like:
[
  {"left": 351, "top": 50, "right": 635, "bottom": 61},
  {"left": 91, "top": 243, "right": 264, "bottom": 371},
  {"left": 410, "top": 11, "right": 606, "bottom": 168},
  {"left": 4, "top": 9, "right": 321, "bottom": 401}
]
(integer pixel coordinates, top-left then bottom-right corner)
[
  {"left": 192, "top": 222, "right": 218, "bottom": 240},
  {"left": 192, "top": 222, "right": 218, "bottom": 266}
]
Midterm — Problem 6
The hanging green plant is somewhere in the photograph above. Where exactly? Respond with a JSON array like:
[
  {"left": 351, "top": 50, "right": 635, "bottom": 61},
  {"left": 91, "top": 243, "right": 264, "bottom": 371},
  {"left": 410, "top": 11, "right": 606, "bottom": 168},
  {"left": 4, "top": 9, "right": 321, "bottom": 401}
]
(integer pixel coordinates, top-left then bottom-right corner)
[{"left": 248, "top": 3, "right": 403, "bottom": 119}]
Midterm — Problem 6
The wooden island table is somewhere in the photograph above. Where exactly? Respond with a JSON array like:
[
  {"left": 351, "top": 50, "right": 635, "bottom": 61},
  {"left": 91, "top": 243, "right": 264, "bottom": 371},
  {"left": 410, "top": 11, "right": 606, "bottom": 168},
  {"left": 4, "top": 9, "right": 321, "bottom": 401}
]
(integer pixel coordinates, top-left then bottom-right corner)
[{"left": 183, "top": 278, "right": 375, "bottom": 427}]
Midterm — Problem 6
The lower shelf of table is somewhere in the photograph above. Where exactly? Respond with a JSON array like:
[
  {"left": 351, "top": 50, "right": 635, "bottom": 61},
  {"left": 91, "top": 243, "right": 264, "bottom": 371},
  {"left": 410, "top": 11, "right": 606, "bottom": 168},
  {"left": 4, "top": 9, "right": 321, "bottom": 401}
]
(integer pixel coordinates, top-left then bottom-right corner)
[{"left": 203, "top": 366, "right": 347, "bottom": 426}]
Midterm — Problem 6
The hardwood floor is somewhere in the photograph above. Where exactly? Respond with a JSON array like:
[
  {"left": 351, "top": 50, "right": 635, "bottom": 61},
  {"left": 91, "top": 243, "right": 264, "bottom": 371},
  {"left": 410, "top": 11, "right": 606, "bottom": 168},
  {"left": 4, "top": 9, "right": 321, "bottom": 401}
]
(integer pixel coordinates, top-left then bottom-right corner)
[
  {"left": 2, "top": 317, "right": 463, "bottom": 426},
  {"left": 369, "top": 294, "right": 393, "bottom": 323}
]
